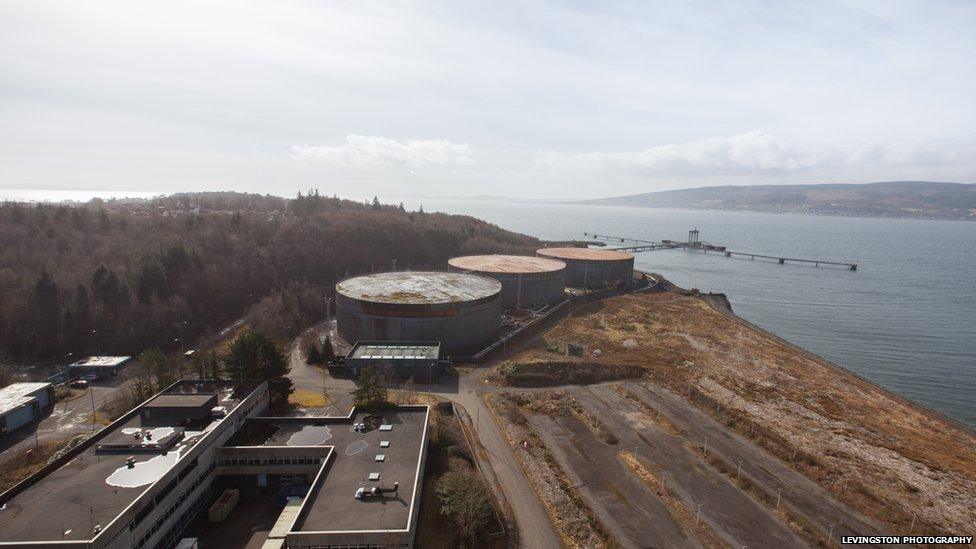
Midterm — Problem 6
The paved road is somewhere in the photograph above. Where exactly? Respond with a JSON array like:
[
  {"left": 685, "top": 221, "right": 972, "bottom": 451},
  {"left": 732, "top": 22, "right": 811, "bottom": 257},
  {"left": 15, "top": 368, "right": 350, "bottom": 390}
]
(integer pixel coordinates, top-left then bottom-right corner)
[
  {"left": 287, "top": 323, "right": 354, "bottom": 416},
  {"left": 432, "top": 372, "right": 562, "bottom": 549},
  {"left": 0, "top": 380, "right": 126, "bottom": 464}
]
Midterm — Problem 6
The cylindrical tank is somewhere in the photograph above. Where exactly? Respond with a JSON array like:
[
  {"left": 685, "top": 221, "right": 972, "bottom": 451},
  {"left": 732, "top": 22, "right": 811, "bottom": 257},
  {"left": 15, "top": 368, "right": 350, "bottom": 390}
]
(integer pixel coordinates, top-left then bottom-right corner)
[
  {"left": 448, "top": 255, "right": 567, "bottom": 308},
  {"left": 335, "top": 271, "right": 502, "bottom": 352},
  {"left": 536, "top": 247, "right": 634, "bottom": 289}
]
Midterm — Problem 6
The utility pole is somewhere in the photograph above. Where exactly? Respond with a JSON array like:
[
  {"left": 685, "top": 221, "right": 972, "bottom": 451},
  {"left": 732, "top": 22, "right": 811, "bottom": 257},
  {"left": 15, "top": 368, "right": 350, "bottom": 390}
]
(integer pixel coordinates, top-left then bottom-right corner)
[
  {"left": 177, "top": 320, "right": 187, "bottom": 354},
  {"left": 89, "top": 384, "right": 97, "bottom": 431}
]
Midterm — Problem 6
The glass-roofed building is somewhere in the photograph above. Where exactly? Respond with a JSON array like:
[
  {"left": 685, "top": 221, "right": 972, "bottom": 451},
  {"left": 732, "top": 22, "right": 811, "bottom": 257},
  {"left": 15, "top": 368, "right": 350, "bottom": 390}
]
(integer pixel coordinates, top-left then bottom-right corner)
[{"left": 344, "top": 341, "right": 445, "bottom": 381}]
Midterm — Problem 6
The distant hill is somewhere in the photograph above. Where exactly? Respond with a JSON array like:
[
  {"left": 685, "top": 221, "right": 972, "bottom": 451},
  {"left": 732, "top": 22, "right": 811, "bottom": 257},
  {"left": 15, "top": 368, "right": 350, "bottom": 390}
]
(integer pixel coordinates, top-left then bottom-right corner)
[{"left": 581, "top": 181, "right": 976, "bottom": 220}]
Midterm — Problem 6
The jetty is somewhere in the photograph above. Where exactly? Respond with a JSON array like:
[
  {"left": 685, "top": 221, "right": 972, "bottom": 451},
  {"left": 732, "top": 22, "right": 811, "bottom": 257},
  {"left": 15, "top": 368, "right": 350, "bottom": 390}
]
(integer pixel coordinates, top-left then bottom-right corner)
[{"left": 584, "top": 230, "right": 858, "bottom": 271}]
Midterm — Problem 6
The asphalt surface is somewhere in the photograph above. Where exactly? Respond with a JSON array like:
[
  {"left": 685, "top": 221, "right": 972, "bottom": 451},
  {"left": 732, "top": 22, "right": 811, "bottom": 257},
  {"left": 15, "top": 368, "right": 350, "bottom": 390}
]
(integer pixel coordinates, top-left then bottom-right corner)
[
  {"left": 575, "top": 385, "right": 806, "bottom": 548},
  {"left": 440, "top": 373, "right": 562, "bottom": 549},
  {"left": 287, "top": 322, "right": 354, "bottom": 416},
  {"left": 0, "top": 380, "right": 125, "bottom": 465},
  {"left": 528, "top": 412, "right": 700, "bottom": 548},
  {"left": 627, "top": 382, "right": 887, "bottom": 545}
]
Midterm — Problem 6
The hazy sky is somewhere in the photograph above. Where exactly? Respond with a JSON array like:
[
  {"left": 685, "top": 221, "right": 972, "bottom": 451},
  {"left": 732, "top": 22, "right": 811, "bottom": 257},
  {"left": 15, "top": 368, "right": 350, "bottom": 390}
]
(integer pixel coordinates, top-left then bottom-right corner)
[{"left": 2, "top": 1, "right": 974, "bottom": 200}]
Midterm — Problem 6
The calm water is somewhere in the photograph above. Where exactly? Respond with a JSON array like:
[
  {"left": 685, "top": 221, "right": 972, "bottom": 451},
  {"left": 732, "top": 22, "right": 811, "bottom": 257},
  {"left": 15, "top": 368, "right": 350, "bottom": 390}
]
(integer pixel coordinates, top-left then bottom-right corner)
[{"left": 406, "top": 199, "right": 976, "bottom": 427}]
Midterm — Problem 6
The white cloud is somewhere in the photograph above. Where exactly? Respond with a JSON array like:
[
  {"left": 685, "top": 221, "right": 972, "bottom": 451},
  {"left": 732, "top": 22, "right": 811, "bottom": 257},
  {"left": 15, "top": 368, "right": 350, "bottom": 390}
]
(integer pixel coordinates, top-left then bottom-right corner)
[
  {"left": 291, "top": 135, "right": 474, "bottom": 168},
  {"left": 535, "top": 131, "right": 822, "bottom": 176},
  {"left": 535, "top": 131, "right": 976, "bottom": 181},
  {"left": 1, "top": 2, "right": 975, "bottom": 197}
]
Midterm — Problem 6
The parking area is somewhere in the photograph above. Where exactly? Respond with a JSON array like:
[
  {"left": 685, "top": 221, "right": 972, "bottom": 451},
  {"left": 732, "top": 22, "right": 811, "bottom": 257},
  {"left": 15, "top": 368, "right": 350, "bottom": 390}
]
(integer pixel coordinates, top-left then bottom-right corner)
[
  {"left": 0, "top": 378, "right": 127, "bottom": 466},
  {"left": 520, "top": 383, "right": 810, "bottom": 548}
]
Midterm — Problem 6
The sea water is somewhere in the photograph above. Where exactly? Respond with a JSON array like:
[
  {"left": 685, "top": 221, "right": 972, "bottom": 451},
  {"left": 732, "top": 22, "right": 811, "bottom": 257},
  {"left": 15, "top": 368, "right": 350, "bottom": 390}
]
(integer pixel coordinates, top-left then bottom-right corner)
[{"left": 407, "top": 198, "right": 976, "bottom": 427}]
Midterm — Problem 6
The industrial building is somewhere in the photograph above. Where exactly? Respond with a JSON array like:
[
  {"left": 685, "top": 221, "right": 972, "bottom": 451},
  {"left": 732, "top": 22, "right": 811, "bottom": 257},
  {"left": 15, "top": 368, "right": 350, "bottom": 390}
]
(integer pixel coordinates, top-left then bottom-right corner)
[
  {"left": 0, "top": 382, "right": 53, "bottom": 439},
  {"left": 345, "top": 341, "right": 445, "bottom": 382},
  {"left": 68, "top": 355, "right": 133, "bottom": 379},
  {"left": 448, "top": 254, "right": 567, "bottom": 308},
  {"left": 336, "top": 271, "right": 502, "bottom": 352},
  {"left": 0, "top": 380, "right": 431, "bottom": 549},
  {"left": 536, "top": 247, "right": 635, "bottom": 289}
]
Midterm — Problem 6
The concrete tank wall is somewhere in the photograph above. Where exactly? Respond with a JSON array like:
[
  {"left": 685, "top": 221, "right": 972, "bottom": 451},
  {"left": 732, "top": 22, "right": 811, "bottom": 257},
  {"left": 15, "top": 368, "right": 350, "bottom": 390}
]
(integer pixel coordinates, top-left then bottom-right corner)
[
  {"left": 448, "top": 256, "right": 566, "bottom": 308},
  {"left": 536, "top": 248, "right": 635, "bottom": 289},
  {"left": 336, "top": 296, "right": 500, "bottom": 352},
  {"left": 488, "top": 271, "right": 566, "bottom": 308},
  {"left": 335, "top": 272, "right": 502, "bottom": 353}
]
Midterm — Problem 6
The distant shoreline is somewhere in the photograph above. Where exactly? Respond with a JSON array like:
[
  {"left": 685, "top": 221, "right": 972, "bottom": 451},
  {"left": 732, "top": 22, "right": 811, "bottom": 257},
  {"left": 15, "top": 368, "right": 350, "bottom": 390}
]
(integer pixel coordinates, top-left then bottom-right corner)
[{"left": 575, "top": 202, "right": 976, "bottom": 222}]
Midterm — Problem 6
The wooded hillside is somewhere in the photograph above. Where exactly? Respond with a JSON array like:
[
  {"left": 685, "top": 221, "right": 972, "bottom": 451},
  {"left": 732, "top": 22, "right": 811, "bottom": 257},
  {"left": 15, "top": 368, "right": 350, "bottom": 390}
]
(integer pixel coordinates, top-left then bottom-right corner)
[{"left": 0, "top": 192, "right": 538, "bottom": 361}]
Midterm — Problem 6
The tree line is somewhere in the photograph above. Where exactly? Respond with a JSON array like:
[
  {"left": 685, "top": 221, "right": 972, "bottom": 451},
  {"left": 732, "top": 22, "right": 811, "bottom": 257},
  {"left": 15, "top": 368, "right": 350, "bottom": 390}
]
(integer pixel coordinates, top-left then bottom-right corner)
[{"left": 0, "top": 191, "right": 538, "bottom": 363}]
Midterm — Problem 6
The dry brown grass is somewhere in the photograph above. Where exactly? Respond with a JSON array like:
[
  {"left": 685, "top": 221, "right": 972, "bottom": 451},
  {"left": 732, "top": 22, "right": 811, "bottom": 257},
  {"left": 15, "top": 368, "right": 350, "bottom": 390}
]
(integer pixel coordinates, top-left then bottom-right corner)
[
  {"left": 506, "top": 292, "right": 976, "bottom": 534},
  {"left": 0, "top": 440, "right": 68, "bottom": 493},
  {"left": 288, "top": 389, "right": 328, "bottom": 408}
]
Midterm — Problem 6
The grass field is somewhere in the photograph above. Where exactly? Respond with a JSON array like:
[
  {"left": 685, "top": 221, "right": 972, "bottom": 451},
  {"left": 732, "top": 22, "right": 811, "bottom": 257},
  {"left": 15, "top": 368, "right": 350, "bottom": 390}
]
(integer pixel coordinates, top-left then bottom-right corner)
[{"left": 288, "top": 389, "right": 328, "bottom": 408}]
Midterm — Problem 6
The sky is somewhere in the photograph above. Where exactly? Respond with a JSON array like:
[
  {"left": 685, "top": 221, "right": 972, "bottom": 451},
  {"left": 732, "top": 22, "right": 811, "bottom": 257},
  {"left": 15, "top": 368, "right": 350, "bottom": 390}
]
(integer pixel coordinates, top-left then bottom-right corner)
[{"left": 1, "top": 0, "right": 975, "bottom": 201}]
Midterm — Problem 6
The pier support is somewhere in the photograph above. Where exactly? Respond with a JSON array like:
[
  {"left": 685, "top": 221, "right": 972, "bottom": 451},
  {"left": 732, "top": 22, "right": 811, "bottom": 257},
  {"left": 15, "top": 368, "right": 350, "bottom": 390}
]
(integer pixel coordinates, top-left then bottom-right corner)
[{"left": 586, "top": 231, "right": 858, "bottom": 272}]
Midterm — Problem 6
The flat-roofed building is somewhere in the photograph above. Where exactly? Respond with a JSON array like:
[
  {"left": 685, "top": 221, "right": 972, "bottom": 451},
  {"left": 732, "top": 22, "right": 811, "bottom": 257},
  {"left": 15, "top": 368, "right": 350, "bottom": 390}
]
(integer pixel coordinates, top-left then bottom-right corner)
[
  {"left": 0, "top": 380, "right": 433, "bottom": 549},
  {"left": 217, "top": 406, "right": 430, "bottom": 549},
  {"left": 0, "top": 382, "right": 54, "bottom": 438},
  {"left": 0, "top": 380, "right": 269, "bottom": 549},
  {"left": 141, "top": 393, "right": 219, "bottom": 423},
  {"left": 68, "top": 355, "right": 133, "bottom": 379},
  {"left": 345, "top": 341, "right": 444, "bottom": 382}
]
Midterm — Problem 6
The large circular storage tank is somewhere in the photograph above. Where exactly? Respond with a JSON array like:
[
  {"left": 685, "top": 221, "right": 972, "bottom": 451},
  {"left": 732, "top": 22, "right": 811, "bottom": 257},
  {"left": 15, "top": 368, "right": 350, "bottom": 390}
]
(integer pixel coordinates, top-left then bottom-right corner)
[
  {"left": 335, "top": 271, "right": 502, "bottom": 352},
  {"left": 448, "top": 255, "right": 567, "bottom": 308},
  {"left": 536, "top": 247, "right": 635, "bottom": 289}
]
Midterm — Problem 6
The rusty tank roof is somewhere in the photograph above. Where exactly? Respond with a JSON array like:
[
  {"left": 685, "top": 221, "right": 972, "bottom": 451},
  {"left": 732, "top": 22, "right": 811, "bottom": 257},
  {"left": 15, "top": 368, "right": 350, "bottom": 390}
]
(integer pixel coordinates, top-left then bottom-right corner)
[
  {"left": 536, "top": 247, "right": 634, "bottom": 261},
  {"left": 448, "top": 255, "right": 566, "bottom": 274},
  {"left": 336, "top": 271, "right": 501, "bottom": 305}
]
